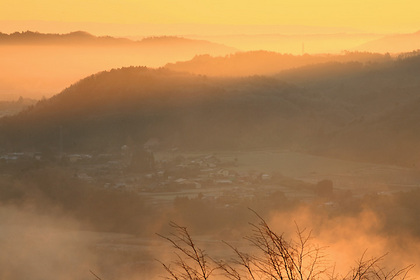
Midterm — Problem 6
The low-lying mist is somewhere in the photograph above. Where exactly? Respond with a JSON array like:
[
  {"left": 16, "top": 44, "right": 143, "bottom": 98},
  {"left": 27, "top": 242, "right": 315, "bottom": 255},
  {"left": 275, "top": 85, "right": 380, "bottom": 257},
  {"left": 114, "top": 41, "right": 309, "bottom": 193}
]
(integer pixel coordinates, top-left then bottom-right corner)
[
  {"left": 0, "top": 204, "right": 95, "bottom": 280},
  {"left": 267, "top": 207, "right": 419, "bottom": 278},
  {"left": 2, "top": 157, "right": 420, "bottom": 279}
]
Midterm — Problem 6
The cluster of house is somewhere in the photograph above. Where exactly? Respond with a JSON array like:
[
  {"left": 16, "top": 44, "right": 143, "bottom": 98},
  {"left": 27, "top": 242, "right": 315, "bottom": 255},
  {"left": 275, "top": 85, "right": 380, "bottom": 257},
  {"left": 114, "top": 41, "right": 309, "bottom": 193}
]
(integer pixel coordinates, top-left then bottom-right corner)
[
  {"left": 0, "top": 147, "right": 274, "bottom": 196},
  {"left": 0, "top": 148, "right": 341, "bottom": 209},
  {"left": 103, "top": 153, "right": 274, "bottom": 193},
  {"left": 0, "top": 152, "right": 42, "bottom": 162}
]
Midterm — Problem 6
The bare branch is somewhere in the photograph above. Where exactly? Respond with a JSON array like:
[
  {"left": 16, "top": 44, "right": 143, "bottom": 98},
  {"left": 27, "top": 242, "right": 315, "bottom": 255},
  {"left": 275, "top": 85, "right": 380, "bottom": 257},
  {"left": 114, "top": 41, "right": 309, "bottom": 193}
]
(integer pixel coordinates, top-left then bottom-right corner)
[
  {"left": 89, "top": 270, "right": 103, "bottom": 280},
  {"left": 156, "top": 222, "right": 215, "bottom": 280},
  {"left": 157, "top": 212, "right": 413, "bottom": 280}
]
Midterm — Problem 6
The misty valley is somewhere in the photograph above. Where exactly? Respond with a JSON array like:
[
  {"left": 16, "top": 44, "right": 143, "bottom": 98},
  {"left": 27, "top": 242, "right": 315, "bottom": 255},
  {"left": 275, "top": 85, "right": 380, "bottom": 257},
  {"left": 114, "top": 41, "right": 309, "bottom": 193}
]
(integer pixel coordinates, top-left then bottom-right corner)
[{"left": 1, "top": 31, "right": 420, "bottom": 280}]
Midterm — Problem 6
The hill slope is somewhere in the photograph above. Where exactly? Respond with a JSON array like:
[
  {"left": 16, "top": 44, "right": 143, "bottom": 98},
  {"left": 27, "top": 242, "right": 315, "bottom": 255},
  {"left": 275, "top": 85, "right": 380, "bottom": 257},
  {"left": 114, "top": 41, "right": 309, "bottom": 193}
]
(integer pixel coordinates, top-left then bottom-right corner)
[
  {"left": 165, "top": 51, "right": 391, "bottom": 76},
  {"left": 0, "top": 67, "right": 341, "bottom": 153},
  {"left": 2, "top": 52, "right": 420, "bottom": 166}
]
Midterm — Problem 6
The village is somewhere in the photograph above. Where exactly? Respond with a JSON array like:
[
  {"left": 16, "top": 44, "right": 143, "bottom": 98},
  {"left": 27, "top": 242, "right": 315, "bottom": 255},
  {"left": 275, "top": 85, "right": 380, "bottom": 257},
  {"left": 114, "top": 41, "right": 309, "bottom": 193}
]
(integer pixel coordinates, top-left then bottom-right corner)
[
  {"left": 0, "top": 138, "right": 337, "bottom": 211},
  {"left": 4, "top": 135, "right": 420, "bottom": 215}
]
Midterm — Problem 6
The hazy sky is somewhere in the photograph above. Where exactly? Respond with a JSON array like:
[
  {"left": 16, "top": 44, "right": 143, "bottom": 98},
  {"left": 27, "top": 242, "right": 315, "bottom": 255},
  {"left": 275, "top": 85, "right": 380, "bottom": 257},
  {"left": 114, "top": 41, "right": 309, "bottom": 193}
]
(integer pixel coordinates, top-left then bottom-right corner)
[{"left": 1, "top": 0, "right": 419, "bottom": 35}]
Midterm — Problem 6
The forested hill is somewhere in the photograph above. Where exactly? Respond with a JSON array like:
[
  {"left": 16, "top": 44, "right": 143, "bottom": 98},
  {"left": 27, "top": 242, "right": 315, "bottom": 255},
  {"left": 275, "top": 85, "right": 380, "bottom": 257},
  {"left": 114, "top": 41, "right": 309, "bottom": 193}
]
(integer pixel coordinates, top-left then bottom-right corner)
[
  {"left": 2, "top": 52, "right": 420, "bottom": 166},
  {"left": 0, "top": 68, "right": 314, "bottom": 152},
  {"left": 276, "top": 51, "right": 420, "bottom": 166}
]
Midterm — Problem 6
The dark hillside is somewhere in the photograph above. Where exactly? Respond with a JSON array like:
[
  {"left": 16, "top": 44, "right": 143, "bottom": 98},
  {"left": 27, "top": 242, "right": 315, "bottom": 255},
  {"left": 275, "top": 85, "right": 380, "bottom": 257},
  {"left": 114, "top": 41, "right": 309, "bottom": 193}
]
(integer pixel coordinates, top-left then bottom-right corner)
[
  {"left": 1, "top": 67, "right": 333, "bottom": 153},
  {"left": 1, "top": 52, "right": 420, "bottom": 166},
  {"left": 276, "top": 52, "right": 420, "bottom": 165}
]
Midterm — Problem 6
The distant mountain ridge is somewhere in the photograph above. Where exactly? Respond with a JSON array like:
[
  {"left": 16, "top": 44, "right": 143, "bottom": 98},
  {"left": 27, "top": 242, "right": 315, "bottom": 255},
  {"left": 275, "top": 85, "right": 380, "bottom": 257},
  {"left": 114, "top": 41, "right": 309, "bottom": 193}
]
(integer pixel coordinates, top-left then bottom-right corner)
[
  {"left": 0, "top": 31, "right": 130, "bottom": 44},
  {"left": 354, "top": 30, "right": 420, "bottom": 53},
  {"left": 0, "top": 31, "right": 239, "bottom": 51}
]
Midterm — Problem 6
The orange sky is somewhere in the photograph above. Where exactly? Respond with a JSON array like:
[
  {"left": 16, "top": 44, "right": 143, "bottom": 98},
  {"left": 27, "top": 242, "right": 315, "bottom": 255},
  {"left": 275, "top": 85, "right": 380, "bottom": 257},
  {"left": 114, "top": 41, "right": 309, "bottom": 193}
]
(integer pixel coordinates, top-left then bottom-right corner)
[{"left": 1, "top": 0, "right": 419, "bottom": 36}]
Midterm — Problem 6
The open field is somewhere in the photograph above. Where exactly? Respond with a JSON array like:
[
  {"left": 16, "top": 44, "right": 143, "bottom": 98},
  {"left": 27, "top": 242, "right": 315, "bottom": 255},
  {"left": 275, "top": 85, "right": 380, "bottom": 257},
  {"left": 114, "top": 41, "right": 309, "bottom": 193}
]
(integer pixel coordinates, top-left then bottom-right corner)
[{"left": 157, "top": 149, "right": 420, "bottom": 194}]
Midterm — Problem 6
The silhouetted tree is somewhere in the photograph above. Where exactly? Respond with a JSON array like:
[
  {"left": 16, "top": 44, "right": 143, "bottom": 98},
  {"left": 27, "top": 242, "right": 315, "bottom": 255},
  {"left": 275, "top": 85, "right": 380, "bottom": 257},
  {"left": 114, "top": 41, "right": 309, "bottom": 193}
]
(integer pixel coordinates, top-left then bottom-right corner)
[{"left": 158, "top": 211, "right": 413, "bottom": 280}]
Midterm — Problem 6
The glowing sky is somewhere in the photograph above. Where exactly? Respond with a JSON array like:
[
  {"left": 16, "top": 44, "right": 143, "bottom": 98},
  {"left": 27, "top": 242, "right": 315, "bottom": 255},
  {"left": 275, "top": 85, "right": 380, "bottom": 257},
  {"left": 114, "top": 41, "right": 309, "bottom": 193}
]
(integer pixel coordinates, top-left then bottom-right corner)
[{"left": 1, "top": 0, "right": 420, "bottom": 35}]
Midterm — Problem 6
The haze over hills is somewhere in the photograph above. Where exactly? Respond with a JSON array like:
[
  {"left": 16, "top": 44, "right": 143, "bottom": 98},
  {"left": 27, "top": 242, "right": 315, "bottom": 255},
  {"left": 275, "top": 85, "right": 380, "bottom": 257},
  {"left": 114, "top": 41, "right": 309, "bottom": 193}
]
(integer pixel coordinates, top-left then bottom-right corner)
[
  {"left": 165, "top": 51, "right": 392, "bottom": 76},
  {"left": 354, "top": 30, "right": 420, "bottom": 53},
  {"left": 2, "top": 51, "right": 420, "bottom": 167},
  {"left": 0, "top": 31, "right": 238, "bottom": 100},
  {"left": 0, "top": 30, "right": 238, "bottom": 50},
  {"left": 183, "top": 30, "right": 420, "bottom": 61},
  {"left": 0, "top": 20, "right": 370, "bottom": 37},
  {"left": 2, "top": 29, "right": 420, "bottom": 100},
  {"left": 188, "top": 33, "right": 383, "bottom": 54}
]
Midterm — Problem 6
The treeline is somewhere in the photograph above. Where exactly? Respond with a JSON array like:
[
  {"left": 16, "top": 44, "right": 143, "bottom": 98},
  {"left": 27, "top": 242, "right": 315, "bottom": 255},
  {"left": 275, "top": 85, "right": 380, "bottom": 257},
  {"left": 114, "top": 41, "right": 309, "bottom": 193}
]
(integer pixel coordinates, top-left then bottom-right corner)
[
  {"left": 0, "top": 97, "right": 37, "bottom": 116},
  {"left": 165, "top": 51, "right": 392, "bottom": 76}
]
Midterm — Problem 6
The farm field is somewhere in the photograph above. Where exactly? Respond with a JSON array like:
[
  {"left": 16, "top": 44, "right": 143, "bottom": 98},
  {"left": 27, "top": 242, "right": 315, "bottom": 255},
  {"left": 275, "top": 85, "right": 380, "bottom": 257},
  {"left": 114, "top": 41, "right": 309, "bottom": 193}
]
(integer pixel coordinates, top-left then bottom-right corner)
[{"left": 158, "top": 149, "right": 420, "bottom": 194}]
